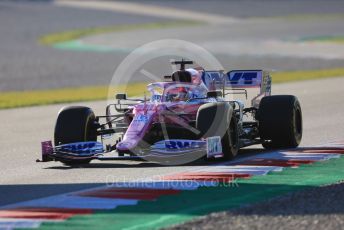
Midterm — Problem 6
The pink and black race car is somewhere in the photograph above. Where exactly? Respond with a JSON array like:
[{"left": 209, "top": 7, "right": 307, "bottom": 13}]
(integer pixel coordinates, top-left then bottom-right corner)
[{"left": 39, "top": 60, "right": 302, "bottom": 165}]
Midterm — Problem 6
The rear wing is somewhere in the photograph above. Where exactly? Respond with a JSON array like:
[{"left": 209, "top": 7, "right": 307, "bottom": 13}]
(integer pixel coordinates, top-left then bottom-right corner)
[{"left": 202, "top": 70, "right": 271, "bottom": 107}]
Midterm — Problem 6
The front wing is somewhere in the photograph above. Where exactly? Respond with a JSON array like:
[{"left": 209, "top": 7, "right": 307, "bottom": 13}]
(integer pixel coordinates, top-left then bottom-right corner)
[{"left": 38, "top": 137, "right": 224, "bottom": 163}]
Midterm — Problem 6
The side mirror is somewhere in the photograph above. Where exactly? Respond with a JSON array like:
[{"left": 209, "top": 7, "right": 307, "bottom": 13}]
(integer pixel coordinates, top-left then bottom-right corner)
[
  {"left": 116, "top": 93, "right": 127, "bottom": 100},
  {"left": 207, "top": 91, "right": 222, "bottom": 98}
]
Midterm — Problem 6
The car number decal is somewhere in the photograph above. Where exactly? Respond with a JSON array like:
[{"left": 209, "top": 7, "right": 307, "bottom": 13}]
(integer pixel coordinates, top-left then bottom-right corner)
[{"left": 207, "top": 136, "right": 223, "bottom": 158}]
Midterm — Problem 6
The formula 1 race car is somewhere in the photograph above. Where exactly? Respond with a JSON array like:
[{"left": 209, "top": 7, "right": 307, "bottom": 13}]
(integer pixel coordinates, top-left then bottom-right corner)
[{"left": 39, "top": 60, "right": 302, "bottom": 165}]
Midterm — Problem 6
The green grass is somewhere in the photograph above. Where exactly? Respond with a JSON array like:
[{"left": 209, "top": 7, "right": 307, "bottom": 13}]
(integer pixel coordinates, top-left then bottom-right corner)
[
  {"left": 272, "top": 68, "right": 344, "bottom": 83},
  {"left": 300, "top": 35, "right": 344, "bottom": 44},
  {"left": 0, "top": 83, "right": 147, "bottom": 109},
  {"left": 1, "top": 68, "right": 344, "bottom": 109},
  {"left": 39, "top": 20, "right": 201, "bottom": 46}
]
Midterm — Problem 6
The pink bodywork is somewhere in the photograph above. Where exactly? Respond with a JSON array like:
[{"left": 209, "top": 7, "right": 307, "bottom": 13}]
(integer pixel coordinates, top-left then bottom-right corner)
[{"left": 116, "top": 82, "right": 207, "bottom": 152}]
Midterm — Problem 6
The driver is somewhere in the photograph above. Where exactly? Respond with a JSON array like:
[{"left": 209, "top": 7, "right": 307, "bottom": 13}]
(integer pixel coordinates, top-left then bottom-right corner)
[{"left": 167, "top": 87, "right": 188, "bottom": 102}]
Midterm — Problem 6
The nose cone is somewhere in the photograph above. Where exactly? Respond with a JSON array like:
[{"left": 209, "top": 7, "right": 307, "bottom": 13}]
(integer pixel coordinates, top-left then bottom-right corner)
[
  {"left": 116, "top": 112, "right": 155, "bottom": 153},
  {"left": 116, "top": 139, "right": 137, "bottom": 152}
]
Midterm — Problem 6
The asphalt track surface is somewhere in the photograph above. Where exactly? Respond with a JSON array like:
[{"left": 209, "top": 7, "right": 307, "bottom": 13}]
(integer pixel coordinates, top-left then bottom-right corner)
[
  {"left": 0, "top": 77, "right": 344, "bottom": 207},
  {"left": 1, "top": 0, "right": 344, "bottom": 91}
]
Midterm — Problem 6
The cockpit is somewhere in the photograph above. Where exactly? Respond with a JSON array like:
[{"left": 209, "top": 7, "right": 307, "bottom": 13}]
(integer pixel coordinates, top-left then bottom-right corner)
[{"left": 147, "top": 83, "right": 205, "bottom": 102}]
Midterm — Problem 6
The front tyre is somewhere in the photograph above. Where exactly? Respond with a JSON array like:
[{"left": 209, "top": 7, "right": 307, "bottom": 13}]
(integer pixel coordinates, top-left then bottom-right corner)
[
  {"left": 257, "top": 95, "right": 302, "bottom": 149},
  {"left": 196, "top": 103, "right": 239, "bottom": 160},
  {"left": 54, "top": 106, "right": 97, "bottom": 165}
]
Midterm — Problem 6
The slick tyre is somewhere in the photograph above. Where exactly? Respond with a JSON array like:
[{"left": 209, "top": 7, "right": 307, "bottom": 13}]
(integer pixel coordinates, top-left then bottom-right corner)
[
  {"left": 54, "top": 106, "right": 97, "bottom": 165},
  {"left": 257, "top": 95, "right": 302, "bottom": 149},
  {"left": 221, "top": 116, "right": 239, "bottom": 160},
  {"left": 196, "top": 102, "right": 239, "bottom": 160}
]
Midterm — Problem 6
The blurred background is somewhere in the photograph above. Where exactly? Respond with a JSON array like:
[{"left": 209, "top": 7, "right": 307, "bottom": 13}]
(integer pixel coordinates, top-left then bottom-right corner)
[{"left": 0, "top": 0, "right": 344, "bottom": 107}]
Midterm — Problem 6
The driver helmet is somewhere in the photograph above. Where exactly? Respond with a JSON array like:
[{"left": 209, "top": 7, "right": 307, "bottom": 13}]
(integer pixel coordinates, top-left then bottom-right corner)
[
  {"left": 186, "top": 68, "right": 208, "bottom": 98},
  {"left": 186, "top": 68, "right": 202, "bottom": 85}
]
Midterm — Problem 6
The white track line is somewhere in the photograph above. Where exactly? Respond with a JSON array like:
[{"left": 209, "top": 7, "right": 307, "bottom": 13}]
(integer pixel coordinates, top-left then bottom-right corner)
[
  {"left": 0, "top": 219, "right": 42, "bottom": 229},
  {"left": 55, "top": 0, "right": 238, "bottom": 24},
  {"left": 191, "top": 165, "right": 284, "bottom": 176},
  {"left": 2, "top": 195, "right": 138, "bottom": 210}
]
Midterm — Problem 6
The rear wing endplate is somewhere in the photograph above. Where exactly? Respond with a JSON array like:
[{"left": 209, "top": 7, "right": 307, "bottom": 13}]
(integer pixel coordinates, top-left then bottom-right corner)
[{"left": 202, "top": 70, "right": 271, "bottom": 107}]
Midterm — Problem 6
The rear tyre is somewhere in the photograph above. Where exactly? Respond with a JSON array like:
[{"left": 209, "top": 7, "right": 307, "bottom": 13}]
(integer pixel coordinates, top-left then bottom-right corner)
[
  {"left": 196, "top": 103, "right": 239, "bottom": 160},
  {"left": 54, "top": 106, "right": 97, "bottom": 166},
  {"left": 257, "top": 95, "right": 302, "bottom": 149}
]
